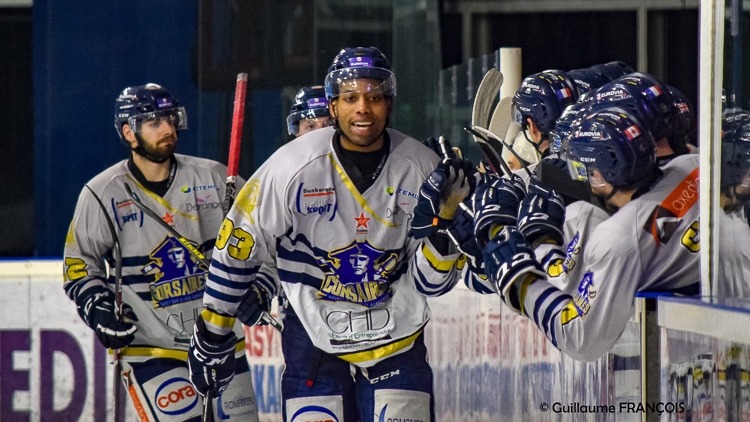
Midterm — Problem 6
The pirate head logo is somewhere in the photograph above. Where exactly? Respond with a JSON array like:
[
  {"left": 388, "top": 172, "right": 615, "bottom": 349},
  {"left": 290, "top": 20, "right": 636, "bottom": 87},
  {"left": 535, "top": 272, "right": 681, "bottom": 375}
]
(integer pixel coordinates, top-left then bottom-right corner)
[
  {"left": 317, "top": 240, "right": 398, "bottom": 307},
  {"left": 141, "top": 236, "right": 208, "bottom": 308},
  {"left": 573, "top": 271, "right": 596, "bottom": 317}
]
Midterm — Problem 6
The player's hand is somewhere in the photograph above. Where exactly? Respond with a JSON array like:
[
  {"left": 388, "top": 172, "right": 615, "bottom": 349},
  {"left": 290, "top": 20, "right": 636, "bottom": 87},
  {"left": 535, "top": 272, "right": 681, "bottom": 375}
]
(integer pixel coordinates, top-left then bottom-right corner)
[
  {"left": 188, "top": 317, "right": 236, "bottom": 397},
  {"left": 235, "top": 284, "right": 272, "bottom": 326},
  {"left": 78, "top": 287, "right": 138, "bottom": 349},
  {"left": 445, "top": 202, "right": 483, "bottom": 268},
  {"left": 517, "top": 183, "right": 566, "bottom": 247},
  {"left": 410, "top": 159, "right": 475, "bottom": 239},
  {"left": 483, "top": 226, "right": 545, "bottom": 313},
  {"left": 473, "top": 174, "right": 526, "bottom": 248}
]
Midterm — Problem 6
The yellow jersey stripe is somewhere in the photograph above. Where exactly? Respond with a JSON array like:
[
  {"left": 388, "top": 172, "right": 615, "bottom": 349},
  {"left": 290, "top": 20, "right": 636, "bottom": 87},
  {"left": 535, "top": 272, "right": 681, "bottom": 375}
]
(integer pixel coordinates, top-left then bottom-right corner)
[
  {"left": 338, "top": 330, "right": 422, "bottom": 364},
  {"left": 125, "top": 175, "right": 198, "bottom": 221},
  {"left": 110, "top": 340, "right": 246, "bottom": 360},
  {"left": 201, "top": 308, "right": 237, "bottom": 329},
  {"left": 328, "top": 154, "right": 397, "bottom": 228},
  {"left": 421, "top": 243, "right": 457, "bottom": 272}
]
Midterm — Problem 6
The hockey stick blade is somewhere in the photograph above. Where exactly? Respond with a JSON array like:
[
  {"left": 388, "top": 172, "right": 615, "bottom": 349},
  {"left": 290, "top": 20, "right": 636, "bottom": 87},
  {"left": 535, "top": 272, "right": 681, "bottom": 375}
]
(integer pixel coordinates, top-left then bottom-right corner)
[
  {"left": 488, "top": 96, "right": 513, "bottom": 144},
  {"left": 471, "top": 125, "right": 534, "bottom": 179},
  {"left": 471, "top": 69, "right": 503, "bottom": 145},
  {"left": 123, "top": 182, "right": 283, "bottom": 332},
  {"left": 463, "top": 127, "right": 511, "bottom": 176}
]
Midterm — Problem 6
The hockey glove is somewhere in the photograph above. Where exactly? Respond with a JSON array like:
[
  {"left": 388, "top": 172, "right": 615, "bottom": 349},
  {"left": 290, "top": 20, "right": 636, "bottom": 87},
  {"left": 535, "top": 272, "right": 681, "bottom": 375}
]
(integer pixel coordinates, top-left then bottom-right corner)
[
  {"left": 235, "top": 284, "right": 272, "bottom": 327},
  {"left": 445, "top": 201, "right": 483, "bottom": 267},
  {"left": 188, "top": 317, "right": 237, "bottom": 397},
  {"left": 483, "top": 226, "right": 545, "bottom": 314},
  {"left": 410, "top": 159, "right": 475, "bottom": 239},
  {"left": 77, "top": 286, "right": 138, "bottom": 349},
  {"left": 517, "top": 182, "right": 566, "bottom": 247},
  {"left": 473, "top": 174, "right": 527, "bottom": 248}
]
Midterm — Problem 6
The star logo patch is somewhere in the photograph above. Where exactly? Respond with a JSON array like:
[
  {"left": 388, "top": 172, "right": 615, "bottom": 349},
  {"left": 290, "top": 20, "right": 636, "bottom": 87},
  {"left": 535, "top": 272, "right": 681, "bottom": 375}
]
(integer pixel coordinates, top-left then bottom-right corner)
[
  {"left": 354, "top": 212, "right": 370, "bottom": 229},
  {"left": 161, "top": 212, "right": 175, "bottom": 225}
]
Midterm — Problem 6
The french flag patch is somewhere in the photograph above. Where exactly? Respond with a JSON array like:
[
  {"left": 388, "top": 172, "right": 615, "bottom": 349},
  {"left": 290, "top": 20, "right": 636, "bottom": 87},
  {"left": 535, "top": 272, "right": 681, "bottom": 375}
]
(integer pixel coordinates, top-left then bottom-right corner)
[
  {"left": 645, "top": 85, "right": 663, "bottom": 99},
  {"left": 556, "top": 88, "right": 573, "bottom": 100},
  {"left": 624, "top": 125, "right": 641, "bottom": 140}
]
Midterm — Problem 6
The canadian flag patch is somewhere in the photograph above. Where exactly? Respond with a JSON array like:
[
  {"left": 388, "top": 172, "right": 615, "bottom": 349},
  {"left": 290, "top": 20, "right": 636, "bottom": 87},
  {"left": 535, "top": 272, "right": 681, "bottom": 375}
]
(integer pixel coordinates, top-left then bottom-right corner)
[{"left": 625, "top": 125, "right": 642, "bottom": 140}]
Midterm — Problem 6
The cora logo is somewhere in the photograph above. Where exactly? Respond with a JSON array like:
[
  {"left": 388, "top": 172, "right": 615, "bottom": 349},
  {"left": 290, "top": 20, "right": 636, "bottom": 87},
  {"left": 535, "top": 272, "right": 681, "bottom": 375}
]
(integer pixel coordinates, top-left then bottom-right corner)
[
  {"left": 386, "top": 187, "right": 395, "bottom": 196},
  {"left": 181, "top": 186, "right": 192, "bottom": 193},
  {"left": 154, "top": 377, "right": 198, "bottom": 415}
]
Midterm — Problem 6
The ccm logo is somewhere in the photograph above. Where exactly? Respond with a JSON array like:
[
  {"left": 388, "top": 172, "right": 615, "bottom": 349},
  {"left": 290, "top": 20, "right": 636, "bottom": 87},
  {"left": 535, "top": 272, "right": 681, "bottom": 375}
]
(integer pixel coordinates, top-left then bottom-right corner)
[{"left": 154, "top": 377, "right": 198, "bottom": 415}]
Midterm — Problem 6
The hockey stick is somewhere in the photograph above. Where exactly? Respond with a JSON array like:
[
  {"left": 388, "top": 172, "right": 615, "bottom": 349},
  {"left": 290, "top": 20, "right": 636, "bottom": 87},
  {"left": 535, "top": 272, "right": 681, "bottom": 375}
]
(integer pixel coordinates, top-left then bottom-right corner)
[
  {"left": 470, "top": 69, "right": 503, "bottom": 146},
  {"left": 471, "top": 125, "right": 534, "bottom": 179},
  {"left": 202, "top": 389, "right": 214, "bottom": 422},
  {"left": 122, "top": 183, "right": 283, "bottom": 333},
  {"left": 85, "top": 185, "right": 124, "bottom": 422},
  {"left": 224, "top": 73, "right": 248, "bottom": 213},
  {"left": 488, "top": 96, "right": 513, "bottom": 144},
  {"left": 463, "top": 127, "right": 512, "bottom": 177}
]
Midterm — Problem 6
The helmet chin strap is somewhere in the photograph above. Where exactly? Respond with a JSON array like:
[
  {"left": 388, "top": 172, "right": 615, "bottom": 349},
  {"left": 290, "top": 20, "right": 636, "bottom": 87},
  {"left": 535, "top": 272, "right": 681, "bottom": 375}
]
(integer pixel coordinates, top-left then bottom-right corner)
[{"left": 132, "top": 133, "right": 171, "bottom": 164}]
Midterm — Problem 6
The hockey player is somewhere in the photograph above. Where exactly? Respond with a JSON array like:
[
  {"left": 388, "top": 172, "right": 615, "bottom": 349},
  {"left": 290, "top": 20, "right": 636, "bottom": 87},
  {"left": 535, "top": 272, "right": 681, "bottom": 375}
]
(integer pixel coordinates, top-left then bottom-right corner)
[
  {"left": 476, "top": 107, "right": 700, "bottom": 361},
  {"left": 512, "top": 69, "right": 579, "bottom": 158},
  {"left": 63, "top": 84, "right": 259, "bottom": 421},
  {"left": 188, "top": 47, "right": 469, "bottom": 422},
  {"left": 286, "top": 85, "right": 332, "bottom": 137}
]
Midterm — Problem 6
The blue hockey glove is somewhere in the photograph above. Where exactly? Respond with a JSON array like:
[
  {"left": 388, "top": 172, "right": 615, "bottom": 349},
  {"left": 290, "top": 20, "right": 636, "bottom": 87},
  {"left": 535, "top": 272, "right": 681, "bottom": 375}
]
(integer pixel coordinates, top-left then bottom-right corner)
[
  {"left": 473, "top": 174, "right": 526, "bottom": 248},
  {"left": 235, "top": 284, "right": 272, "bottom": 327},
  {"left": 77, "top": 286, "right": 138, "bottom": 349},
  {"left": 410, "top": 159, "right": 476, "bottom": 239},
  {"left": 188, "top": 317, "right": 236, "bottom": 397},
  {"left": 445, "top": 201, "right": 483, "bottom": 267},
  {"left": 483, "top": 226, "right": 545, "bottom": 313},
  {"left": 517, "top": 182, "right": 566, "bottom": 246}
]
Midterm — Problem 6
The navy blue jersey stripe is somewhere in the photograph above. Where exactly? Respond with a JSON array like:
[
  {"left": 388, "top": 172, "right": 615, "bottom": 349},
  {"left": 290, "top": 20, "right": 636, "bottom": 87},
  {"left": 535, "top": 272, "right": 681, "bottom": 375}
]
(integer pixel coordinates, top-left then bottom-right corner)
[{"left": 209, "top": 259, "right": 259, "bottom": 276}]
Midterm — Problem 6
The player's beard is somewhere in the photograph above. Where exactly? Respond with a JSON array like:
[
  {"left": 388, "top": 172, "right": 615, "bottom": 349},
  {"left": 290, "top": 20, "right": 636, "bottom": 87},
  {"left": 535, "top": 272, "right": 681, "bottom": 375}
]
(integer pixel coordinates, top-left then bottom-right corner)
[{"left": 137, "top": 134, "right": 177, "bottom": 163}]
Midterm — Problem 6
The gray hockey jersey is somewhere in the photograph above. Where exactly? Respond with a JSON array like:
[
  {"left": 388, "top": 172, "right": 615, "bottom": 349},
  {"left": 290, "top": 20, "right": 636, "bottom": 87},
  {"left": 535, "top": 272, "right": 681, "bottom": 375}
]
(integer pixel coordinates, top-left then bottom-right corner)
[
  {"left": 202, "top": 127, "right": 464, "bottom": 367},
  {"left": 521, "top": 154, "right": 700, "bottom": 361},
  {"left": 63, "top": 154, "right": 244, "bottom": 356}
]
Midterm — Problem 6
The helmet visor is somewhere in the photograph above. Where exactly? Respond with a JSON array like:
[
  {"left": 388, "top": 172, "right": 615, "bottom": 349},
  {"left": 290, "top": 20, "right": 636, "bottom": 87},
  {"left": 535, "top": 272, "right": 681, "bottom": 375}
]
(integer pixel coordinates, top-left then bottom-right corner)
[
  {"left": 512, "top": 105, "right": 526, "bottom": 127},
  {"left": 325, "top": 67, "right": 397, "bottom": 98},
  {"left": 287, "top": 112, "right": 332, "bottom": 136},
  {"left": 128, "top": 107, "right": 187, "bottom": 134}
]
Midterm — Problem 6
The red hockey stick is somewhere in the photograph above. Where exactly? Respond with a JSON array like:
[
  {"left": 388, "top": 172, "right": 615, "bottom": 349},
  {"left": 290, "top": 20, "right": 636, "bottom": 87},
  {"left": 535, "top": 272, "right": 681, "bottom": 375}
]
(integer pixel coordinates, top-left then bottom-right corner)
[{"left": 224, "top": 73, "right": 248, "bottom": 212}]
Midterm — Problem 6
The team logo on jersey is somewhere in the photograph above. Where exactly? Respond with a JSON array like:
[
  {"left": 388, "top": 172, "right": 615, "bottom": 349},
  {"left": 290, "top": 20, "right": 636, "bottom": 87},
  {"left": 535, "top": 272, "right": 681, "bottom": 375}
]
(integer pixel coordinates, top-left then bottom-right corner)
[
  {"left": 316, "top": 240, "right": 397, "bottom": 307},
  {"left": 573, "top": 271, "right": 596, "bottom": 317},
  {"left": 563, "top": 232, "right": 581, "bottom": 272},
  {"left": 234, "top": 178, "right": 262, "bottom": 224},
  {"left": 141, "top": 236, "right": 208, "bottom": 308},
  {"left": 295, "top": 183, "right": 337, "bottom": 220}
]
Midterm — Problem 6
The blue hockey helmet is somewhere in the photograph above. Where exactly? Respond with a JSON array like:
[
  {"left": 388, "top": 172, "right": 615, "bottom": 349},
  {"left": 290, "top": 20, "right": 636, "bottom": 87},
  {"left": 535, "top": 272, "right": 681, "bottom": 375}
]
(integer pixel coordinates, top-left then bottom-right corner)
[
  {"left": 287, "top": 85, "right": 331, "bottom": 136},
  {"left": 114, "top": 83, "right": 187, "bottom": 143},
  {"left": 324, "top": 47, "right": 396, "bottom": 99},
  {"left": 550, "top": 102, "right": 590, "bottom": 154},
  {"left": 667, "top": 85, "right": 696, "bottom": 153},
  {"left": 512, "top": 69, "right": 578, "bottom": 134},
  {"left": 561, "top": 107, "right": 656, "bottom": 188},
  {"left": 589, "top": 61, "right": 635, "bottom": 82},
  {"left": 721, "top": 121, "right": 750, "bottom": 188},
  {"left": 567, "top": 68, "right": 610, "bottom": 97}
]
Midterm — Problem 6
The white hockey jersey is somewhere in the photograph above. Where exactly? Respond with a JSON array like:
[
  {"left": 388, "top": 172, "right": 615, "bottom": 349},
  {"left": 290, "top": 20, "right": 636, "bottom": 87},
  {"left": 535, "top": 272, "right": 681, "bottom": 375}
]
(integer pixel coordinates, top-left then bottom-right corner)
[
  {"left": 717, "top": 210, "right": 750, "bottom": 298},
  {"left": 63, "top": 154, "right": 245, "bottom": 355},
  {"left": 520, "top": 154, "right": 700, "bottom": 361},
  {"left": 202, "top": 127, "right": 464, "bottom": 367}
]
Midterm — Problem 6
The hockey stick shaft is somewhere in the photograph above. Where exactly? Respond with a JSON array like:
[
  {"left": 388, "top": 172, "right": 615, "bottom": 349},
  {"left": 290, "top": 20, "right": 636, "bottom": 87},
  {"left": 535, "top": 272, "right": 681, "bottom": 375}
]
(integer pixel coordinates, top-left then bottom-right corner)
[
  {"left": 471, "top": 68, "right": 503, "bottom": 146},
  {"left": 224, "top": 73, "right": 248, "bottom": 212},
  {"left": 463, "top": 127, "right": 513, "bottom": 176},
  {"left": 85, "top": 185, "right": 124, "bottom": 422},
  {"left": 471, "top": 125, "right": 534, "bottom": 178},
  {"left": 202, "top": 389, "right": 214, "bottom": 422},
  {"left": 123, "top": 183, "right": 282, "bottom": 332}
]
